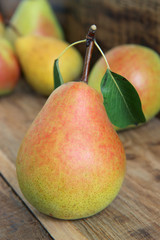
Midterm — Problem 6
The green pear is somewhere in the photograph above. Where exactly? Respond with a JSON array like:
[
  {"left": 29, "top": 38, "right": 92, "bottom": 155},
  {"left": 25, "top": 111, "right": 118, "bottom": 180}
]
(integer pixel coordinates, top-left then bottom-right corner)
[
  {"left": 5, "top": 0, "right": 64, "bottom": 45},
  {"left": 16, "top": 81, "right": 126, "bottom": 220},
  {"left": 15, "top": 35, "right": 83, "bottom": 96}
]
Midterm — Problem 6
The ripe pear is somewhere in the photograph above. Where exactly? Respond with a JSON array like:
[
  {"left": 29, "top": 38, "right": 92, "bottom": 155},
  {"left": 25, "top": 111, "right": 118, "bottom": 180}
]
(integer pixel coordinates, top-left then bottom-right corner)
[
  {"left": 88, "top": 44, "right": 160, "bottom": 125},
  {"left": 0, "top": 14, "right": 4, "bottom": 36},
  {"left": 0, "top": 37, "right": 20, "bottom": 95},
  {"left": 5, "top": 0, "right": 64, "bottom": 45},
  {"left": 16, "top": 81, "right": 126, "bottom": 220},
  {"left": 15, "top": 36, "right": 83, "bottom": 96}
]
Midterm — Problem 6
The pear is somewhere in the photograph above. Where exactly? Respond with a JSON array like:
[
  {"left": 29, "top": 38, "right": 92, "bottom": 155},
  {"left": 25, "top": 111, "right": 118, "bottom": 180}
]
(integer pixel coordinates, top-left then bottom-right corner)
[
  {"left": 15, "top": 36, "right": 83, "bottom": 96},
  {"left": 0, "top": 37, "right": 20, "bottom": 95},
  {"left": 88, "top": 44, "right": 160, "bottom": 124},
  {"left": 5, "top": 0, "right": 64, "bottom": 45},
  {"left": 0, "top": 14, "right": 4, "bottom": 36},
  {"left": 16, "top": 81, "right": 126, "bottom": 220}
]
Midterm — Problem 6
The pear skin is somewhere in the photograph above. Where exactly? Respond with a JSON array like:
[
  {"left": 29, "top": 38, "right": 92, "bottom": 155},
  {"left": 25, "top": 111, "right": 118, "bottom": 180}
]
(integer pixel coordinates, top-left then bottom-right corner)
[
  {"left": 5, "top": 0, "right": 64, "bottom": 45},
  {"left": 0, "top": 37, "right": 20, "bottom": 95},
  {"left": 15, "top": 36, "right": 83, "bottom": 96},
  {"left": 16, "top": 82, "right": 126, "bottom": 220},
  {"left": 88, "top": 44, "right": 160, "bottom": 124},
  {"left": 0, "top": 14, "right": 4, "bottom": 36}
]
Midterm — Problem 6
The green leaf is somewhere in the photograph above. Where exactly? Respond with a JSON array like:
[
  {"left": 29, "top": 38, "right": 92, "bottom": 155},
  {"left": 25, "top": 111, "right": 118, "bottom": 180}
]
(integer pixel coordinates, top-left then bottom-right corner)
[
  {"left": 101, "top": 69, "right": 146, "bottom": 128},
  {"left": 53, "top": 59, "right": 64, "bottom": 90}
]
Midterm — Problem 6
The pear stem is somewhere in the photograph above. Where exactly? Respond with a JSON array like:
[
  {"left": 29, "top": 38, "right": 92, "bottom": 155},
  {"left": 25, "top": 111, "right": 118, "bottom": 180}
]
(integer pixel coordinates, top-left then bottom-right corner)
[
  {"left": 5, "top": 21, "right": 22, "bottom": 37},
  {"left": 81, "top": 24, "right": 97, "bottom": 83},
  {"left": 94, "top": 40, "right": 110, "bottom": 69},
  {"left": 57, "top": 39, "right": 86, "bottom": 59}
]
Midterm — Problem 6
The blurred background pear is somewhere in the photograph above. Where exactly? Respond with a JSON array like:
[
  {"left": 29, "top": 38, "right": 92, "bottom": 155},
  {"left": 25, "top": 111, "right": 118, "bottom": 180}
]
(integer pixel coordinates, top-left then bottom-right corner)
[
  {"left": 15, "top": 35, "right": 83, "bottom": 96},
  {"left": 0, "top": 14, "right": 4, "bottom": 36},
  {"left": 88, "top": 44, "right": 160, "bottom": 127},
  {"left": 0, "top": 37, "right": 20, "bottom": 95},
  {"left": 5, "top": 0, "right": 64, "bottom": 46}
]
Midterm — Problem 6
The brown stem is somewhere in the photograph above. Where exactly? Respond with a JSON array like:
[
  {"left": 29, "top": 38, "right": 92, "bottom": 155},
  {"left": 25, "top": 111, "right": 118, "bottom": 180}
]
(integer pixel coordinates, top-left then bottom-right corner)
[
  {"left": 5, "top": 20, "right": 22, "bottom": 37},
  {"left": 81, "top": 24, "right": 97, "bottom": 83}
]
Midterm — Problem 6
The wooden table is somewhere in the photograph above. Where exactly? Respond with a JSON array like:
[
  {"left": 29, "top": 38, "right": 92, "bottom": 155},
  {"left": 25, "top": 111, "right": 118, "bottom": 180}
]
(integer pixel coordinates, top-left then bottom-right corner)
[{"left": 0, "top": 80, "right": 160, "bottom": 240}]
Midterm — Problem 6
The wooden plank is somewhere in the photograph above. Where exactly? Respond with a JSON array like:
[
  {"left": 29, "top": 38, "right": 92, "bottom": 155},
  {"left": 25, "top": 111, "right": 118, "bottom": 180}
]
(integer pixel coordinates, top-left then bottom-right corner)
[
  {"left": 0, "top": 175, "right": 52, "bottom": 240},
  {"left": 0, "top": 80, "right": 46, "bottom": 164},
  {"left": 0, "top": 150, "right": 87, "bottom": 240},
  {"left": 69, "top": 119, "right": 160, "bottom": 240},
  {"left": 0, "top": 81, "right": 160, "bottom": 239},
  {"left": 1, "top": 118, "right": 160, "bottom": 239}
]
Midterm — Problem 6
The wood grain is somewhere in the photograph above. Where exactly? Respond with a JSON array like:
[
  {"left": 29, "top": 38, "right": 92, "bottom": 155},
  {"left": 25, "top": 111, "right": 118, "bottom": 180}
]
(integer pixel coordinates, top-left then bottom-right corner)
[
  {"left": 0, "top": 150, "right": 87, "bottom": 240},
  {"left": 63, "top": 0, "right": 160, "bottom": 55},
  {"left": 0, "top": 80, "right": 46, "bottom": 164},
  {"left": 0, "top": 81, "right": 160, "bottom": 239},
  {"left": 0, "top": 1, "right": 160, "bottom": 239},
  {"left": 71, "top": 120, "right": 160, "bottom": 240},
  {"left": 0, "top": 174, "right": 52, "bottom": 240}
]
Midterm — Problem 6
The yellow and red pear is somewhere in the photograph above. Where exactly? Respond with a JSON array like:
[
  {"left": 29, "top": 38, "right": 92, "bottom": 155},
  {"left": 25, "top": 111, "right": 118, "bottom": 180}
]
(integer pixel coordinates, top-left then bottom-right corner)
[
  {"left": 16, "top": 81, "right": 126, "bottom": 219},
  {"left": 0, "top": 14, "right": 4, "bottom": 36},
  {"left": 15, "top": 36, "right": 83, "bottom": 96},
  {"left": 0, "top": 37, "right": 20, "bottom": 95},
  {"left": 5, "top": 0, "right": 64, "bottom": 45},
  {"left": 88, "top": 44, "right": 160, "bottom": 123}
]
